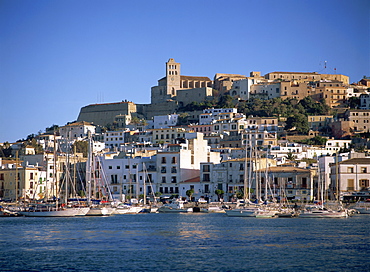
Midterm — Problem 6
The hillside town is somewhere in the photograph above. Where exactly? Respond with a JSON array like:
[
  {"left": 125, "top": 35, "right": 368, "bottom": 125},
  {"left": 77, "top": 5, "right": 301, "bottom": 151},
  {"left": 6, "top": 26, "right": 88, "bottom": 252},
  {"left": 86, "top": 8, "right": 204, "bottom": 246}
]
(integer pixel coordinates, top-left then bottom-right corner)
[{"left": 1, "top": 58, "right": 370, "bottom": 208}]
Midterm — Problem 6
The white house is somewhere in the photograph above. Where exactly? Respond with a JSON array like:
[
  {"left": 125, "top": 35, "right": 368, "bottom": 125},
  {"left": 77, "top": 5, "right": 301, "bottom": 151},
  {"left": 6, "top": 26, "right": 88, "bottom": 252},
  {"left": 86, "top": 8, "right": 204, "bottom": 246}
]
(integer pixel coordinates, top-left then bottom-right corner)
[
  {"left": 59, "top": 121, "right": 96, "bottom": 140},
  {"left": 153, "top": 114, "right": 178, "bottom": 129}
]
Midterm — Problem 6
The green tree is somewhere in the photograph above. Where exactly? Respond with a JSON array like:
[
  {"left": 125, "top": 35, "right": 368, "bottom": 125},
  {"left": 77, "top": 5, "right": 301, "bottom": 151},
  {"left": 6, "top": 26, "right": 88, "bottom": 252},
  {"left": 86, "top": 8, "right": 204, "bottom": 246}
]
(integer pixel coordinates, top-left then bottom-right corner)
[
  {"left": 286, "top": 152, "right": 296, "bottom": 161},
  {"left": 215, "top": 189, "right": 224, "bottom": 201},
  {"left": 347, "top": 97, "right": 360, "bottom": 109},
  {"left": 217, "top": 95, "right": 234, "bottom": 108},
  {"left": 177, "top": 112, "right": 190, "bottom": 125},
  {"left": 285, "top": 113, "right": 309, "bottom": 134},
  {"left": 186, "top": 189, "right": 194, "bottom": 201},
  {"left": 72, "top": 141, "right": 88, "bottom": 157}
]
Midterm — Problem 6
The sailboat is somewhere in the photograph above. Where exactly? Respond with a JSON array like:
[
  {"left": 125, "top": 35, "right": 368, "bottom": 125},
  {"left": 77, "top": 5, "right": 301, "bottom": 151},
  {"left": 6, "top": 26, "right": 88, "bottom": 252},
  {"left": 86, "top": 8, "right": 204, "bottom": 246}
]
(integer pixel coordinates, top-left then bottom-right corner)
[
  {"left": 299, "top": 164, "right": 348, "bottom": 218},
  {"left": 225, "top": 136, "right": 260, "bottom": 217},
  {"left": 85, "top": 134, "right": 115, "bottom": 216},
  {"left": 20, "top": 136, "right": 89, "bottom": 217}
]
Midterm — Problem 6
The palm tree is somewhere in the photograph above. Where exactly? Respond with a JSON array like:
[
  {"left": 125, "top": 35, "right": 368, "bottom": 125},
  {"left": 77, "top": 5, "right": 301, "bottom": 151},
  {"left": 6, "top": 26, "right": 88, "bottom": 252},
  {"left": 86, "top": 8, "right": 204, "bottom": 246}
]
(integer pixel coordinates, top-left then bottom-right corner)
[{"left": 286, "top": 152, "right": 296, "bottom": 161}]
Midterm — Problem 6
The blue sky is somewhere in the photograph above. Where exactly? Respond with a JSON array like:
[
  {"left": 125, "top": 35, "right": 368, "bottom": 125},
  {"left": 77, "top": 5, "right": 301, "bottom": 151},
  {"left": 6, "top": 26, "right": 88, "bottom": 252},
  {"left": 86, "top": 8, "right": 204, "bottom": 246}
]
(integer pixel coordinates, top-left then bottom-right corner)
[{"left": 1, "top": 0, "right": 369, "bottom": 143}]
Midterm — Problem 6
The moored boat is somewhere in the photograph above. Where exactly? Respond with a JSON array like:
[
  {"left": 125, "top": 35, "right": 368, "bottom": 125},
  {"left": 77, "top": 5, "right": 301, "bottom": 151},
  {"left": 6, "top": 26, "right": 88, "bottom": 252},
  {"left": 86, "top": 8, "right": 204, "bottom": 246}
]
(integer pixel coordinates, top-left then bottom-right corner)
[
  {"left": 225, "top": 206, "right": 258, "bottom": 217},
  {"left": 157, "top": 199, "right": 188, "bottom": 213},
  {"left": 299, "top": 207, "right": 348, "bottom": 218},
  {"left": 353, "top": 202, "right": 370, "bottom": 214},
  {"left": 19, "top": 204, "right": 89, "bottom": 217}
]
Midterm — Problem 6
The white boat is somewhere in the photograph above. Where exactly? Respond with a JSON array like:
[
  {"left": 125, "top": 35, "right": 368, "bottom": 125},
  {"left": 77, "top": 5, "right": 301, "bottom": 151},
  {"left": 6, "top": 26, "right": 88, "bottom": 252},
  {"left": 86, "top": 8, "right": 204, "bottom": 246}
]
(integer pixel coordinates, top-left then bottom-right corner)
[
  {"left": 113, "top": 203, "right": 144, "bottom": 214},
  {"left": 254, "top": 207, "right": 278, "bottom": 218},
  {"left": 206, "top": 205, "right": 225, "bottom": 213},
  {"left": 86, "top": 205, "right": 115, "bottom": 216},
  {"left": 19, "top": 204, "right": 90, "bottom": 217},
  {"left": 299, "top": 207, "right": 348, "bottom": 218},
  {"left": 157, "top": 199, "right": 188, "bottom": 213},
  {"left": 225, "top": 206, "right": 258, "bottom": 217},
  {"left": 353, "top": 202, "right": 370, "bottom": 214},
  {"left": 0, "top": 205, "right": 20, "bottom": 217}
]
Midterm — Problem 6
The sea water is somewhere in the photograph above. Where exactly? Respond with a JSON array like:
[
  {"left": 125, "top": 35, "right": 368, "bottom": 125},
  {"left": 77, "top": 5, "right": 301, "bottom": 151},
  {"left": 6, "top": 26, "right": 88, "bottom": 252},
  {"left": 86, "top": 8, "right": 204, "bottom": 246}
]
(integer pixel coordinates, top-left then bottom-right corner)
[{"left": 0, "top": 213, "right": 369, "bottom": 271}]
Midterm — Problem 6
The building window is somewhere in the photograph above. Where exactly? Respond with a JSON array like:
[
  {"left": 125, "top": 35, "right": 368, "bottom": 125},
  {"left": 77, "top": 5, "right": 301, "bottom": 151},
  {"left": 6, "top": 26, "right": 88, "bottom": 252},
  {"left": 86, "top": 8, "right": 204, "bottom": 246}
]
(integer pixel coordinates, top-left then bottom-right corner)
[
  {"left": 161, "top": 157, "right": 166, "bottom": 164},
  {"left": 162, "top": 177, "right": 166, "bottom": 183},
  {"left": 361, "top": 167, "right": 367, "bottom": 173},
  {"left": 360, "top": 179, "right": 369, "bottom": 188},
  {"left": 203, "top": 165, "right": 210, "bottom": 172},
  {"left": 172, "top": 157, "right": 176, "bottom": 164},
  {"left": 111, "top": 175, "right": 118, "bottom": 184},
  {"left": 348, "top": 167, "right": 354, "bottom": 173},
  {"left": 203, "top": 173, "right": 210, "bottom": 182},
  {"left": 347, "top": 179, "right": 354, "bottom": 191}
]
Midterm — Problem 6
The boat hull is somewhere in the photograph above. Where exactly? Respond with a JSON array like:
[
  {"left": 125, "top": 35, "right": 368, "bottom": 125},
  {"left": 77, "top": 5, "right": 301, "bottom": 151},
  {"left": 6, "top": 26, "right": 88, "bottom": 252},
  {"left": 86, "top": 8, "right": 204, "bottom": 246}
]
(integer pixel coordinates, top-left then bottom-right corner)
[
  {"left": 19, "top": 207, "right": 90, "bottom": 217},
  {"left": 299, "top": 210, "right": 348, "bottom": 218},
  {"left": 157, "top": 207, "right": 188, "bottom": 213},
  {"left": 86, "top": 207, "right": 114, "bottom": 216},
  {"left": 225, "top": 208, "right": 256, "bottom": 217}
]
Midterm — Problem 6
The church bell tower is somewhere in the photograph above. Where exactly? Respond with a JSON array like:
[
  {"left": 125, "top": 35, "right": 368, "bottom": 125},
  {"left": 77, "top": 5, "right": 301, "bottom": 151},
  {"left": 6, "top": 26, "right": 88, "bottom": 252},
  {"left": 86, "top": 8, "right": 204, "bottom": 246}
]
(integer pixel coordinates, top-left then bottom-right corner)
[{"left": 166, "top": 58, "right": 181, "bottom": 98}]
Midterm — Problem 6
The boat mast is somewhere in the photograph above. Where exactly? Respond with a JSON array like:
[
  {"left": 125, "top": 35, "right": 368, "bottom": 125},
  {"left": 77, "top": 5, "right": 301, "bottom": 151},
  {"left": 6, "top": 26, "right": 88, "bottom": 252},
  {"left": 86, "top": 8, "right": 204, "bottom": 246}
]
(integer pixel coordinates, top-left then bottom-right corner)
[
  {"left": 15, "top": 150, "right": 18, "bottom": 205},
  {"left": 143, "top": 162, "right": 146, "bottom": 205},
  {"left": 336, "top": 153, "right": 339, "bottom": 203},
  {"left": 243, "top": 131, "right": 248, "bottom": 201},
  {"left": 86, "top": 131, "right": 92, "bottom": 205},
  {"left": 136, "top": 163, "right": 139, "bottom": 200},
  {"left": 54, "top": 133, "right": 58, "bottom": 208},
  {"left": 265, "top": 149, "right": 268, "bottom": 201}
]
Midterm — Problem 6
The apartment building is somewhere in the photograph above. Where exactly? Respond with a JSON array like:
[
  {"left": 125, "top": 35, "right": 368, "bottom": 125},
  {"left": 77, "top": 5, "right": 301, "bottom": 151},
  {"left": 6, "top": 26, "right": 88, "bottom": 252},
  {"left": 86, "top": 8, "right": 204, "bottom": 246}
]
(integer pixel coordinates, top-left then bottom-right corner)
[
  {"left": 311, "top": 80, "right": 347, "bottom": 108},
  {"left": 151, "top": 127, "right": 188, "bottom": 144},
  {"left": 59, "top": 121, "right": 96, "bottom": 140},
  {"left": 104, "top": 130, "right": 126, "bottom": 150},
  {"left": 101, "top": 154, "right": 157, "bottom": 201},
  {"left": 266, "top": 166, "right": 314, "bottom": 201},
  {"left": 243, "top": 116, "right": 278, "bottom": 148},
  {"left": 330, "top": 158, "right": 370, "bottom": 197},
  {"left": 0, "top": 160, "right": 47, "bottom": 201},
  {"left": 308, "top": 115, "right": 333, "bottom": 131},
  {"left": 344, "top": 109, "right": 370, "bottom": 133},
  {"left": 101, "top": 133, "right": 221, "bottom": 199},
  {"left": 199, "top": 157, "right": 275, "bottom": 202}
]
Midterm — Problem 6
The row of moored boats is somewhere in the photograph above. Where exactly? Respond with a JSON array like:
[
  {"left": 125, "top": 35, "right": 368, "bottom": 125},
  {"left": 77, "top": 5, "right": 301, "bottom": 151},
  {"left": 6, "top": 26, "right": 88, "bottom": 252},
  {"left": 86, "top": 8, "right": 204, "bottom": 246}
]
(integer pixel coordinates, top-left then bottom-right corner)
[{"left": 1, "top": 199, "right": 369, "bottom": 217}]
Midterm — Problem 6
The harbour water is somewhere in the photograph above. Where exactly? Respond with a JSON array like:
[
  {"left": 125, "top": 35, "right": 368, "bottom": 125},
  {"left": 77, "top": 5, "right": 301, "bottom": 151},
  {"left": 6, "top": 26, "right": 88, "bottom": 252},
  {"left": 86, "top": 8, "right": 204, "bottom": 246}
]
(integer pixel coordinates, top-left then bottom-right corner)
[{"left": 1, "top": 213, "right": 369, "bottom": 272}]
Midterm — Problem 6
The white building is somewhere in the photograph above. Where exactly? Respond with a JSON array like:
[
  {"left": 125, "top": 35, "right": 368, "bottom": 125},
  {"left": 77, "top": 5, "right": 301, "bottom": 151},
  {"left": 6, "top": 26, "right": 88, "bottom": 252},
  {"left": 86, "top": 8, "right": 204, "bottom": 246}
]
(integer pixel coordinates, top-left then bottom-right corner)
[
  {"left": 153, "top": 114, "right": 178, "bottom": 129},
  {"left": 59, "top": 121, "right": 96, "bottom": 140},
  {"left": 100, "top": 132, "right": 221, "bottom": 200},
  {"left": 325, "top": 139, "right": 351, "bottom": 153},
  {"left": 330, "top": 157, "right": 370, "bottom": 198},
  {"left": 100, "top": 154, "right": 157, "bottom": 202},
  {"left": 157, "top": 132, "right": 221, "bottom": 196},
  {"left": 199, "top": 108, "right": 239, "bottom": 125},
  {"left": 104, "top": 130, "right": 127, "bottom": 150},
  {"left": 360, "top": 94, "right": 370, "bottom": 109}
]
